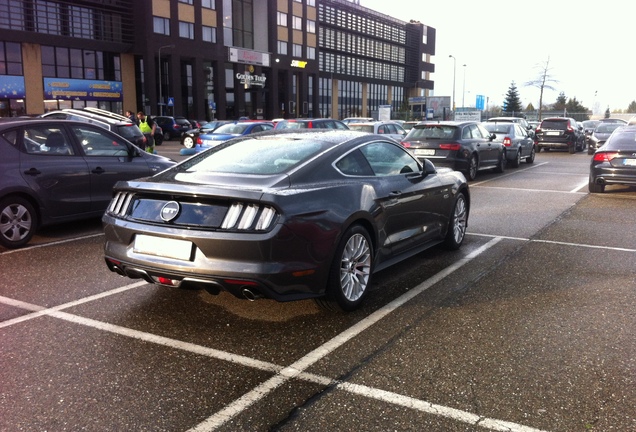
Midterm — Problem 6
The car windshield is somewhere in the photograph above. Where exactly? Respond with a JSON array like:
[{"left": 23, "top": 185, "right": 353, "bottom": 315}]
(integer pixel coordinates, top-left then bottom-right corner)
[
  {"left": 183, "top": 137, "right": 326, "bottom": 174},
  {"left": 408, "top": 125, "right": 457, "bottom": 139},
  {"left": 347, "top": 124, "right": 375, "bottom": 133},
  {"left": 483, "top": 124, "right": 513, "bottom": 134},
  {"left": 213, "top": 123, "right": 250, "bottom": 134},
  {"left": 596, "top": 124, "right": 622, "bottom": 133}
]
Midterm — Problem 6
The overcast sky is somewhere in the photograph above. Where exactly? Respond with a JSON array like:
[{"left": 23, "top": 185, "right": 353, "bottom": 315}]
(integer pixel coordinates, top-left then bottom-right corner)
[{"left": 359, "top": 0, "right": 634, "bottom": 114}]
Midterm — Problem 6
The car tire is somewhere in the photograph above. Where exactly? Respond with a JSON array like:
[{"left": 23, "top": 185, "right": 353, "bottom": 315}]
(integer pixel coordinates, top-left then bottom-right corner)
[
  {"left": 182, "top": 136, "right": 195, "bottom": 149},
  {"left": 463, "top": 154, "right": 478, "bottom": 181},
  {"left": 568, "top": 142, "right": 576, "bottom": 154},
  {"left": 511, "top": 148, "right": 521, "bottom": 168},
  {"left": 588, "top": 178, "right": 605, "bottom": 193},
  {"left": 0, "top": 196, "right": 38, "bottom": 249},
  {"left": 163, "top": 131, "right": 171, "bottom": 141},
  {"left": 441, "top": 192, "right": 467, "bottom": 250},
  {"left": 154, "top": 134, "right": 163, "bottom": 146},
  {"left": 526, "top": 145, "right": 536, "bottom": 164},
  {"left": 315, "top": 225, "right": 373, "bottom": 312},
  {"left": 494, "top": 150, "right": 506, "bottom": 173}
]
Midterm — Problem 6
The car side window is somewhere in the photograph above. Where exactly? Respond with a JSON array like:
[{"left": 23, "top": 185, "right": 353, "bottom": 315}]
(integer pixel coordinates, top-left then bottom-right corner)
[
  {"left": 476, "top": 124, "right": 491, "bottom": 139},
  {"left": 335, "top": 150, "right": 374, "bottom": 176},
  {"left": 462, "top": 126, "right": 472, "bottom": 139},
  {"left": 69, "top": 124, "right": 130, "bottom": 156},
  {"left": 22, "top": 126, "right": 74, "bottom": 155},
  {"left": 359, "top": 141, "right": 420, "bottom": 176}
]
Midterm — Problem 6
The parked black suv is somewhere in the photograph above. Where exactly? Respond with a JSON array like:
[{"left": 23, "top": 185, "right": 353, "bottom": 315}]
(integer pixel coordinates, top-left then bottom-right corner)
[
  {"left": 153, "top": 116, "right": 192, "bottom": 140},
  {"left": 535, "top": 117, "right": 586, "bottom": 154}
]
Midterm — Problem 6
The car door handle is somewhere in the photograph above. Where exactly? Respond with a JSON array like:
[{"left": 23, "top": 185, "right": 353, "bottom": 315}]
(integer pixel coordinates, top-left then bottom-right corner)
[
  {"left": 24, "top": 168, "right": 41, "bottom": 176},
  {"left": 389, "top": 191, "right": 402, "bottom": 197},
  {"left": 92, "top": 167, "right": 106, "bottom": 174}
]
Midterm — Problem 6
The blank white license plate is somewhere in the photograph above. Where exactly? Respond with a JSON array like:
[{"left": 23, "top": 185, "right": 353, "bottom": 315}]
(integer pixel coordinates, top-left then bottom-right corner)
[
  {"left": 623, "top": 159, "right": 636, "bottom": 166},
  {"left": 415, "top": 149, "right": 435, "bottom": 156},
  {"left": 133, "top": 235, "right": 193, "bottom": 260},
  {"left": 546, "top": 131, "right": 560, "bottom": 136}
]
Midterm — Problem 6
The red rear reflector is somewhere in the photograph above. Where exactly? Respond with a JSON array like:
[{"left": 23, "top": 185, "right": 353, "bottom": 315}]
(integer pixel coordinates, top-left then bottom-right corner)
[
  {"left": 156, "top": 276, "right": 178, "bottom": 286},
  {"left": 439, "top": 143, "right": 461, "bottom": 151},
  {"left": 223, "top": 279, "right": 258, "bottom": 286},
  {"left": 401, "top": 141, "right": 412, "bottom": 148}
]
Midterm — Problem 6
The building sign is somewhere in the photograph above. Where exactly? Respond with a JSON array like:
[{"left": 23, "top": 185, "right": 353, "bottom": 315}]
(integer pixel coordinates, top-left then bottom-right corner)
[
  {"left": 236, "top": 65, "right": 266, "bottom": 88},
  {"left": 43, "top": 78, "right": 122, "bottom": 101},
  {"left": 228, "top": 47, "right": 270, "bottom": 67},
  {"left": 291, "top": 60, "right": 307, "bottom": 68},
  {"left": 0, "top": 75, "right": 26, "bottom": 99},
  {"left": 454, "top": 110, "right": 481, "bottom": 121}
]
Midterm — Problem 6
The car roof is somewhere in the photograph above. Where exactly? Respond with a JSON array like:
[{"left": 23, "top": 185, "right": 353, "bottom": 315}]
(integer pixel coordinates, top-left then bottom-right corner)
[{"left": 42, "top": 108, "right": 131, "bottom": 125}]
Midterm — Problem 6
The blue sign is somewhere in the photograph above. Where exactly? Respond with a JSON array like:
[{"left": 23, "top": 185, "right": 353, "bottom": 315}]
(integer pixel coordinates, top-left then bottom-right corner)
[
  {"left": 209, "top": 102, "right": 216, "bottom": 110},
  {"left": 43, "top": 77, "right": 122, "bottom": 101},
  {"left": 167, "top": 97, "right": 174, "bottom": 107},
  {"left": 475, "top": 95, "right": 485, "bottom": 110},
  {"left": 0, "top": 75, "right": 26, "bottom": 99}
]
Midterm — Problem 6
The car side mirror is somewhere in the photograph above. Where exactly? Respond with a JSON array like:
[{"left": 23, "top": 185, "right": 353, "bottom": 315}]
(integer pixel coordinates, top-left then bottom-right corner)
[
  {"left": 490, "top": 133, "right": 496, "bottom": 140},
  {"left": 422, "top": 158, "right": 436, "bottom": 175}
]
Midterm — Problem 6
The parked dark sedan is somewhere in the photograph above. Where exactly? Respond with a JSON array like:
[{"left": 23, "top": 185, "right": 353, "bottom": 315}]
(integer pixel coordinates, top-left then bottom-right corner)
[
  {"left": 274, "top": 118, "right": 349, "bottom": 130},
  {"left": 102, "top": 130, "right": 470, "bottom": 311},
  {"left": 482, "top": 121, "right": 535, "bottom": 167},
  {"left": 400, "top": 121, "right": 505, "bottom": 181},
  {"left": 0, "top": 119, "right": 176, "bottom": 249},
  {"left": 589, "top": 125, "right": 636, "bottom": 193},
  {"left": 587, "top": 122, "right": 624, "bottom": 154}
]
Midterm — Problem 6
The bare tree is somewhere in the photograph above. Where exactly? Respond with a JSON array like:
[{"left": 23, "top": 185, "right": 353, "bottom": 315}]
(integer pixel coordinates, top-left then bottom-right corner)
[{"left": 525, "top": 57, "right": 558, "bottom": 120}]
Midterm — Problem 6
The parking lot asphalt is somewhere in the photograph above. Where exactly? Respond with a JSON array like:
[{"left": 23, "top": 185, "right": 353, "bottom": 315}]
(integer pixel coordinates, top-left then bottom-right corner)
[{"left": 1, "top": 140, "right": 635, "bottom": 431}]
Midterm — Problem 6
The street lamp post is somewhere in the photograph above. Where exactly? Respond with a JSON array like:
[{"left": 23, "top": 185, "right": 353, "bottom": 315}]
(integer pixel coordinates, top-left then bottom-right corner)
[
  {"left": 462, "top": 64, "right": 467, "bottom": 108},
  {"left": 158, "top": 44, "right": 175, "bottom": 116},
  {"left": 449, "top": 55, "right": 456, "bottom": 111}
]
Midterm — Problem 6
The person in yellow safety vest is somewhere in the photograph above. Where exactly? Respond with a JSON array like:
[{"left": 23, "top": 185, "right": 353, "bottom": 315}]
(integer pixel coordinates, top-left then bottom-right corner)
[{"left": 137, "top": 111, "right": 157, "bottom": 153}]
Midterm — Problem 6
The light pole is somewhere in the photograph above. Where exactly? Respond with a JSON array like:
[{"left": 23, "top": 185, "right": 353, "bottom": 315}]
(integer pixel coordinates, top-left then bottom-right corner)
[
  {"left": 462, "top": 64, "right": 467, "bottom": 108},
  {"left": 158, "top": 44, "right": 175, "bottom": 116},
  {"left": 449, "top": 54, "right": 456, "bottom": 111}
]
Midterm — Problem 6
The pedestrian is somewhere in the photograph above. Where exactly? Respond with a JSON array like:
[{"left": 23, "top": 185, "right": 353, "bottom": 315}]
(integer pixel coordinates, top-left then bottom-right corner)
[
  {"left": 137, "top": 111, "right": 156, "bottom": 153},
  {"left": 126, "top": 110, "right": 137, "bottom": 124}
]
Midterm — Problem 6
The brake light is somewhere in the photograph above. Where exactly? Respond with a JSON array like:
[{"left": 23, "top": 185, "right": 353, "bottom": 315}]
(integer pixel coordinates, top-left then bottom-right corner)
[
  {"left": 502, "top": 137, "right": 512, "bottom": 147},
  {"left": 593, "top": 152, "right": 619, "bottom": 162},
  {"left": 196, "top": 136, "right": 203, "bottom": 144},
  {"left": 401, "top": 141, "right": 412, "bottom": 148},
  {"left": 439, "top": 143, "right": 461, "bottom": 151}
]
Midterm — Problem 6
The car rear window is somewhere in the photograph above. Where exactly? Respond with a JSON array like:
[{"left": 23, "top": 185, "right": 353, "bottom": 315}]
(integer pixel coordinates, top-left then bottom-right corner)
[
  {"left": 605, "top": 129, "right": 636, "bottom": 149},
  {"left": 408, "top": 125, "right": 457, "bottom": 139},
  {"left": 483, "top": 123, "right": 513, "bottom": 134},
  {"left": 540, "top": 120, "right": 569, "bottom": 129},
  {"left": 181, "top": 136, "right": 327, "bottom": 175},
  {"left": 116, "top": 124, "right": 144, "bottom": 139},
  {"left": 595, "top": 124, "right": 622, "bottom": 133},
  {"left": 347, "top": 124, "right": 375, "bottom": 133},
  {"left": 276, "top": 121, "right": 307, "bottom": 129}
]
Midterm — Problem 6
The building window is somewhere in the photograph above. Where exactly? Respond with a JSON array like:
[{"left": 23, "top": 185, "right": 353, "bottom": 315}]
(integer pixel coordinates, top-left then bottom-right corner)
[
  {"left": 154, "top": 17, "right": 170, "bottom": 35},
  {"left": 202, "top": 26, "right": 217, "bottom": 43},
  {"left": 277, "top": 12, "right": 287, "bottom": 27},
  {"left": 230, "top": 0, "right": 254, "bottom": 50},
  {"left": 292, "top": 16, "right": 302, "bottom": 30},
  {"left": 179, "top": 21, "right": 195, "bottom": 39},
  {"left": 307, "top": 0, "right": 315, "bottom": 5},
  {"left": 0, "top": 42, "right": 23, "bottom": 75},
  {"left": 178, "top": 0, "right": 193, "bottom": 4},
  {"left": 41, "top": 46, "right": 120, "bottom": 81},
  {"left": 293, "top": 44, "right": 302, "bottom": 58},
  {"left": 0, "top": 0, "right": 26, "bottom": 31},
  {"left": 202, "top": 0, "right": 216, "bottom": 9},
  {"left": 278, "top": 41, "right": 288, "bottom": 55},
  {"left": 307, "top": 46, "right": 315, "bottom": 60},
  {"left": 307, "top": 19, "right": 315, "bottom": 33}
]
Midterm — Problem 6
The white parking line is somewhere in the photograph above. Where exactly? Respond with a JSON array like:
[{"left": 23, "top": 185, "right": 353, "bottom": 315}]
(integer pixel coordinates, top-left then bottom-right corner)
[
  {"left": 0, "top": 237, "right": 552, "bottom": 431},
  {"left": 0, "top": 232, "right": 104, "bottom": 255},
  {"left": 468, "top": 232, "right": 636, "bottom": 253}
]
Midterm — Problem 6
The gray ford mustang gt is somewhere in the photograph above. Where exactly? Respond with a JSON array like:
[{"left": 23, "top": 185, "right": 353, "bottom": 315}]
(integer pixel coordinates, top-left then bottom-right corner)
[{"left": 103, "top": 129, "right": 470, "bottom": 311}]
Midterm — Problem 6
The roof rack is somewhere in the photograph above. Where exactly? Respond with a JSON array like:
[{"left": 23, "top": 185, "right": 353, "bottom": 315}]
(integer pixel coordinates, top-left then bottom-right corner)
[{"left": 82, "top": 107, "right": 130, "bottom": 122}]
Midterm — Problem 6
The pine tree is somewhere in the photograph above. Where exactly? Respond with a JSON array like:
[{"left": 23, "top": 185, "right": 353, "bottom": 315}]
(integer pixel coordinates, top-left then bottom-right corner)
[
  {"left": 628, "top": 100, "right": 636, "bottom": 113},
  {"left": 503, "top": 82, "right": 523, "bottom": 115}
]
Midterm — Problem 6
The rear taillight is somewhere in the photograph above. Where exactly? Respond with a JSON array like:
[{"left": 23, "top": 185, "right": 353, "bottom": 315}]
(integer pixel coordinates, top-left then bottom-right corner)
[
  {"left": 439, "top": 143, "right": 461, "bottom": 151},
  {"left": 401, "top": 141, "right": 412, "bottom": 148},
  {"left": 502, "top": 137, "right": 512, "bottom": 147},
  {"left": 593, "top": 152, "right": 618, "bottom": 162},
  {"left": 196, "top": 136, "right": 203, "bottom": 144}
]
